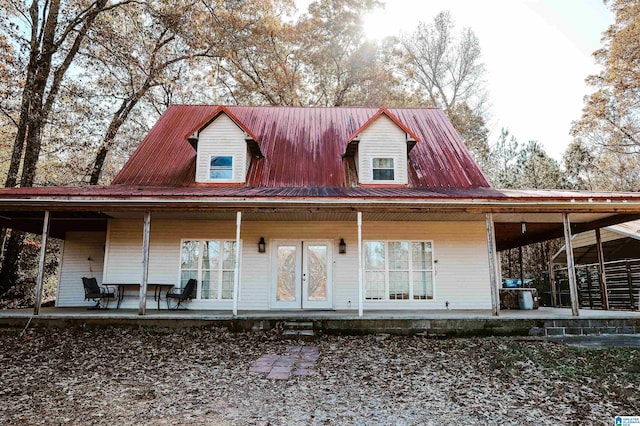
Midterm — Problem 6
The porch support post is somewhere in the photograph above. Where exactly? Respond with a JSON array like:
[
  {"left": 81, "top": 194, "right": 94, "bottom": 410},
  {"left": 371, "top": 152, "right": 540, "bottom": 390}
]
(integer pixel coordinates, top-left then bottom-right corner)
[
  {"left": 595, "top": 228, "right": 609, "bottom": 310},
  {"left": 33, "top": 210, "right": 50, "bottom": 316},
  {"left": 562, "top": 213, "right": 579, "bottom": 316},
  {"left": 232, "top": 211, "right": 241, "bottom": 316},
  {"left": 357, "top": 211, "right": 363, "bottom": 318},
  {"left": 548, "top": 240, "right": 557, "bottom": 307},
  {"left": 485, "top": 213, "right": 501, "bottom": 316},
  {"left": 138, "top": 211, "right": 151, "bottom": 316}
]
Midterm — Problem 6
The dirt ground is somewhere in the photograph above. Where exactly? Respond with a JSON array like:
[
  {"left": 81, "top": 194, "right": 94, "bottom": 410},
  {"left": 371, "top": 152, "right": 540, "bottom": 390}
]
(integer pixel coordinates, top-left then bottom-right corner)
[{"left": 0, "top": 327, "right": 638, "bottom": 425}]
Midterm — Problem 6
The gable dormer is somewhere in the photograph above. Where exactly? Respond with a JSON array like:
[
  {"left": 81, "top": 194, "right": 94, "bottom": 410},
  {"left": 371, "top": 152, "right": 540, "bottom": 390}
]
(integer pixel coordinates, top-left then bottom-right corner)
[
  {"left": 187, "top": 107, "right": 263, "bottom": 184},
  {"left": 345, "top": 109, "right": 419, "bottom": 185}
]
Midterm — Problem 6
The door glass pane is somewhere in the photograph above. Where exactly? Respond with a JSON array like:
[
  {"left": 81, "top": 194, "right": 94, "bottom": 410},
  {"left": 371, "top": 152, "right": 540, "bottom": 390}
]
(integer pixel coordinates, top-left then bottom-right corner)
[
  {"left": 307, "top": 245, "right": 327, "bottom": 301},
  {"left": 277, "top": 246, "right": 297, "bottom": 302}
]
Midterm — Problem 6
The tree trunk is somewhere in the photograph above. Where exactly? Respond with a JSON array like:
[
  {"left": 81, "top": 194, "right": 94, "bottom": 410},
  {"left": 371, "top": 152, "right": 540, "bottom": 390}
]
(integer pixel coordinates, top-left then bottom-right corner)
[
  {"left": 89, "top": 87, "right": 148, "bottom": 185},
  {"left": 0, "top": 232, "right": 24, "bottom": 296},
  {"left": 5, "top": 1, "right": 41, "bottom": 188}
]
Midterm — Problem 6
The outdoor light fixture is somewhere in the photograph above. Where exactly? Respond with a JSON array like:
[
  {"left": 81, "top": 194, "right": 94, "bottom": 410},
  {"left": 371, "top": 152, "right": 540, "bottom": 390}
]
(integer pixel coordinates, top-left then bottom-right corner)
[
  {"left": 521, "top": 221, "right": 527, "bottom": 234},
  {"left": 258, "top": 237, "right": 266, "bottom": 253},
  {"left": 339, "top": 238, "right": 347, "bottom": 254}
]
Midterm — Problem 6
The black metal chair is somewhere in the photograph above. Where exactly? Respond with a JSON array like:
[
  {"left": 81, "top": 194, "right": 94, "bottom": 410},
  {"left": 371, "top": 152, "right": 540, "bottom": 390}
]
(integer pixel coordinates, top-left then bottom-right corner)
[
  {"left": 166, "top": 279, "right": 197, "bottom": 309},
  {"left": 82, "top": 277, "right": 116, "bottom": 310}
]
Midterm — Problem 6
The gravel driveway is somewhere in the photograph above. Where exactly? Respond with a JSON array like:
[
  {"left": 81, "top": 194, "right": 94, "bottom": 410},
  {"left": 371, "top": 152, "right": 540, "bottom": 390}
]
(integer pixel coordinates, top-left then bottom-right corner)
[{"left": 1, "top": 327, "right": 638, "bottom": 425}]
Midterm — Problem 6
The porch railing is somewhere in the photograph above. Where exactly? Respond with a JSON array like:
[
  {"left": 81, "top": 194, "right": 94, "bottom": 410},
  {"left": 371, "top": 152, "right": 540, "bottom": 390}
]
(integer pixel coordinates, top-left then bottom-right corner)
[{"left": 554, "top": 259, "right": 640, "bottom": 310}]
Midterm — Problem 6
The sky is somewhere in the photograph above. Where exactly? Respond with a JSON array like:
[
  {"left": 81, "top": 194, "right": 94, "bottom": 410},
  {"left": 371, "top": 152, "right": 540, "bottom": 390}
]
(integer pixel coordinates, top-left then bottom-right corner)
[{"left": 344, "top": 0, "right": 614, "bottom": 160}]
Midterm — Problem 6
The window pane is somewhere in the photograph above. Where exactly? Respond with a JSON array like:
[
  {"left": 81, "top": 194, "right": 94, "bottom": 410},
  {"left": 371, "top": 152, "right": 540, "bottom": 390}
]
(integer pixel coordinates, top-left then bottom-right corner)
[
  {"left": 412, "top": 242, "right": 432, "bottom": 270},
  {"left": 210, "top": 156, "right": 233, "bottom": 167},
  {"left": 210, "top": 156, "right": 233, "bottom": 180},
  {"left": 221, "top": 271, "right": 234, "bottom": 299},
  {"left": 413, "top": 271, "right": 433, "bottom": 300},
  {"left": 373, "top": 158, "right": 393, "bottom": 168},
  {"left": 210, "top": 169, "right": 233, "bottom": 180},
  {"left": 223, "top": 241, "right": 236, "bottom": 269},
  {"left": 365, "top": 271, "right": 385, "bottom": 300},
  {"left": 388, "top": 242, "right": 409, "bottom": 270},
  {"left": 201, "top": 270, "right": 219, "bottom": 299},
  {"left": 389, "top": 271, "right": 409, "bottom": 300},
  {"left": 180, "top": 270, "right": 197, "bottom": 287},
  {"left": 202, "top": 241, "right": 220, "bottom": 270},
  {"left": 365, "top": 241, "right": 385, "bottom": 269},
  {"left": 373, "top": 169, "right": 395, "bottom": 180},
  {"left": 181, "top": 241, "right": 199, "bottom": 269}
]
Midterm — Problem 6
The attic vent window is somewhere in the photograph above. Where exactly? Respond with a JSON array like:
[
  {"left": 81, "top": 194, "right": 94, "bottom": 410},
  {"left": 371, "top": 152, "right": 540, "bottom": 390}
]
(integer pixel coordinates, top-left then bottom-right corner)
[
  {"left": 210, "top": 156, "right": 233, "bottom": 180},
  {"left": 372, "top": 157, "right": 395, "bottom": 181}
]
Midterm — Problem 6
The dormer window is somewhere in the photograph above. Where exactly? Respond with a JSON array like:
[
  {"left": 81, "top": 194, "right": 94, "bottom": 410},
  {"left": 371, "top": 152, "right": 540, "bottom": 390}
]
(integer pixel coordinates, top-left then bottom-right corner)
[
  {"left": 210, "top": 156, "right": 233, "bottom": 180},
  {"left": 343, "top": 109, "right": 419, "bottom": 186},
  {"left": 187, "top": 108, "right": 263, "bottom": 184},
  {"left": 372, "top": 158, "right": 395, "bottom": 181}
]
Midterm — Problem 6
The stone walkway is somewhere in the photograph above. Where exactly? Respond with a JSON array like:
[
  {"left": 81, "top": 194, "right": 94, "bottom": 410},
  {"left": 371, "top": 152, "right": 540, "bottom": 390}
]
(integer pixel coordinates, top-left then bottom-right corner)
[{"left": 249, "top": 345, "right": 319, "bottom": 380}]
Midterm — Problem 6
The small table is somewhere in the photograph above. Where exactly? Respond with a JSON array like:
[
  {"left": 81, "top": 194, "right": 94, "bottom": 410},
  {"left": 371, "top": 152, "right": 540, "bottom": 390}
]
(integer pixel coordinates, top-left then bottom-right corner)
[{"left": 109, "top": 283, "right": 175, "bottom": 309}]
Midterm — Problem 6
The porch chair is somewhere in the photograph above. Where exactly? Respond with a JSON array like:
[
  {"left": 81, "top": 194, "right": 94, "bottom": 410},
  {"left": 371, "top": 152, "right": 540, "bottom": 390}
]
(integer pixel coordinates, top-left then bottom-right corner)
[
  {"left": 166, "top": 279, "right": 197, "bottom": 310},
  {"left": 82, "top": 277, "right": 116, "bottom": 310}
]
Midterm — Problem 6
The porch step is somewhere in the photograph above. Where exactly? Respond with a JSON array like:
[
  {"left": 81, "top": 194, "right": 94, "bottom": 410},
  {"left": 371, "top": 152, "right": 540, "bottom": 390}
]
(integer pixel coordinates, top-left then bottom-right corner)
[
  {"left": 281, "top": 321, "right": 316, "bottom": 340},
  {"left": 283, "top": 321, "right": 313, "bottom": 329}
]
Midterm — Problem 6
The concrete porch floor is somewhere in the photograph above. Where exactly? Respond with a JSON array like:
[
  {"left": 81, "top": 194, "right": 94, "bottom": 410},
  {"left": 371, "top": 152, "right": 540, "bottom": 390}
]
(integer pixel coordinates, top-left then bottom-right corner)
[
  {"left": 0, "top": 307, "right": 640, "bottom": 320},
  {"left": 1, "top": 306, "right": 639, "bottom": 320}
]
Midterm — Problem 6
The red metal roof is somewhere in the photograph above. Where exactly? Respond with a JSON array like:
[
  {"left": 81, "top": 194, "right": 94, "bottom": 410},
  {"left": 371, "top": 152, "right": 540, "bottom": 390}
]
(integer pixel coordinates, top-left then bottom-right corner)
[
  {"left": 112, "top": 106, "right": 491, "bottom": 188},
  {"left": 2, "top": 185, "right": 640, "bottom": 203},
  {"left": 347, "top": 108, "right": 421, "bottom": 143}
]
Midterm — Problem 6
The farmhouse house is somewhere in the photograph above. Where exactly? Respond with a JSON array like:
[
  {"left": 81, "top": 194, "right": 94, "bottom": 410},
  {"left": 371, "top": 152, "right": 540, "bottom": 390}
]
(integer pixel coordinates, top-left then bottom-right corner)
[{"left": 2, "top": 105, "right": 640, "bottom": 316}]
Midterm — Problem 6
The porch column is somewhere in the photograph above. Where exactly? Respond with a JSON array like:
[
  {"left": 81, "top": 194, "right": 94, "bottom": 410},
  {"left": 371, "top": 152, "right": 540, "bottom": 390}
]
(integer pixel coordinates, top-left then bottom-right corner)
[
  {"left": 138, "top": 211, "right": 151, "bottom": 315},
  {"left": 484, "top": 213, "right": 501, "bottom": 316},
  {"left": 232, "top": 211, "right": 241, "bottom": 316},
  {"left": 33, "top": 211, "right": 50, "bottom": 316},
  {"left": 548, "top": 240, "right": 557, "bottom": 307},
  {"left": 562, "top": 213, "right": 579, "bottom": 316},
  {"left": 595, "top": 228, "right": 610, "bottom": 310},
  {"left": 357, "top": 211, "right": 363, "bottom": 317}
]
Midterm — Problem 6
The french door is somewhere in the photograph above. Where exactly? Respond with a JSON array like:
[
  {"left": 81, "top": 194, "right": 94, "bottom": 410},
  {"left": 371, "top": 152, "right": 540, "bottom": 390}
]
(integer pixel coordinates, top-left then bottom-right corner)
[{"left": 271, "top": 240, "right": 333, "bottom": 309}]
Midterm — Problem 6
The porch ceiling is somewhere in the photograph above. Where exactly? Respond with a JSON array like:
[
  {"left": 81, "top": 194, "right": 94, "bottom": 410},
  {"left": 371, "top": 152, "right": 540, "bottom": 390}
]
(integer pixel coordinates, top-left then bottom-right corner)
[
  {"left": 495, "top": 213, "right": 640, "bottom": 251},
  {"left": 1, "top": 208, "right": 639, "bottom": 249},
  {"left": 0, "top": 211, "right": 108, "bottom": 240}
]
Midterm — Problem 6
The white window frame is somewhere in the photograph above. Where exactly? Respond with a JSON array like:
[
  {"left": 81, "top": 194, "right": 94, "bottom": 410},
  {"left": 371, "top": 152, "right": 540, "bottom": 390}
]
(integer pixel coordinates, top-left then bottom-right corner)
[
  {"left": 371, "top": 157, "right": 396, "bottom": 182},
  {"left": 209, "top": 155, "right": 234, "bottom": 181},
  {"left": 179, "top": 239, "right": 238, "bottom": 300},
  {"left": 364, "top": 240, "right": 435, "bottom": 301}
]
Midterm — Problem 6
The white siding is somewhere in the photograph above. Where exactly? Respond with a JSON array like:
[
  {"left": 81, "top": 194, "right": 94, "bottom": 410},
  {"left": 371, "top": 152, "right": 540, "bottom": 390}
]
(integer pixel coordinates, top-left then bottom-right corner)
[
  {"left": 56, "top": 232, "right": 106, "bottom": 307},
  {"left": 103, "top": 219, "right": 491, "bottom": 311},
  {"left": 358, "top": 115, "right": 408, "bottom": 184},
  {"left": 195, "top": 113, "right": 248, "bottom": 183}
]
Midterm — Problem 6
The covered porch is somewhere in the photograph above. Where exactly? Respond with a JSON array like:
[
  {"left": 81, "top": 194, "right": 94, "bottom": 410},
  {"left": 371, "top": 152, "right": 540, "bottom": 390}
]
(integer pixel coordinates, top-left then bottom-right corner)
[{"left": 2, "top": 189, "right": 640, "bottom": 319}]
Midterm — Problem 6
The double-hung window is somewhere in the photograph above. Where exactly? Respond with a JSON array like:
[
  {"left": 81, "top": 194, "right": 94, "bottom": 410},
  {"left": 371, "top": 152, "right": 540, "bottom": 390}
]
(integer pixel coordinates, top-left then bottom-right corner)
[
  {"left": 180, "top": 240, "right": 237, "bottom": 300},
  {"left": 209, "top": 156, "right": 233, "bottom": 180},
  {"left": 372, "top": 157, "right": 395, "bottom": 181},
  {"left": 364, "top": 240, "right": 434, "bottom": 300}
]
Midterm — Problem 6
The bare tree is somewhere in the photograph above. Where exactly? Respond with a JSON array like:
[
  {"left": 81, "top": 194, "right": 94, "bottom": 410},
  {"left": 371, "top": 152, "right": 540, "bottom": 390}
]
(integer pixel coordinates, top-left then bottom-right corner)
[{"left": 399, "top": 11, "right": 486, "bottom": 112}]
